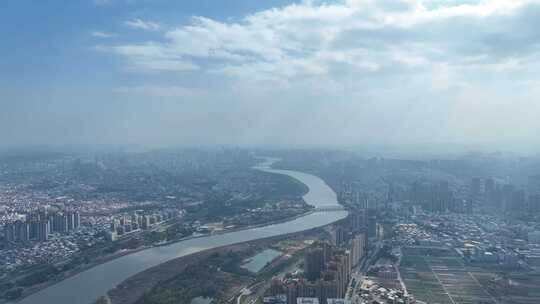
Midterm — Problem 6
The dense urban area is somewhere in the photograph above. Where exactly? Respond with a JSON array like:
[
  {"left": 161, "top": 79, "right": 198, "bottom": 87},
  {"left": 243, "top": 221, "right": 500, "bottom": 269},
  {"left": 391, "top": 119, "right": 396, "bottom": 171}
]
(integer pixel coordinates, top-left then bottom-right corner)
[
  {"left": 2, "top": 148, "right": 540, "bottom": 304},
  {"left": 5, "top": 0, "right": 540, "bottom": 304}
]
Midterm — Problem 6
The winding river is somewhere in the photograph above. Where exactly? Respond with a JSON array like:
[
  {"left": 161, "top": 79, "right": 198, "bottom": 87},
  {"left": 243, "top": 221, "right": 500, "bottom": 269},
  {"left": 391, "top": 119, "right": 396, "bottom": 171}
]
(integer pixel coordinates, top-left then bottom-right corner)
[{"left": 17, "top": 159, "right": 348, "bottom": 304}]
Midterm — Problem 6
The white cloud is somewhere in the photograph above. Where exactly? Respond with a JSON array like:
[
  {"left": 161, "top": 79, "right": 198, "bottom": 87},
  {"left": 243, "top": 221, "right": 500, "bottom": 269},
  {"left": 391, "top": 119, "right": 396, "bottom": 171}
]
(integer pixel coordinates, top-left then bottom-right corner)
[
  {"left": 102, "top": 0, "right": 540, "bottom": 82},
  {"left": 113, "top": 85, "right": 205, "bottom": 98},
  {"left": 124, "top": 18, "right": 161, "bottom": 31},
  {"left": 6, "top": 1, "right": 540, "bottom": 150},
  {"left": 95, "top": 44, "right": 199, "bottom": 71},
  {"left": 91, "top": 31, "right": 116, "bottom": 38},
  {"left": 97, "top": 0, "right": 540, "bottom": 142},
  {"left": 130, "top": 59, "right": 199, "bottom": 72}
]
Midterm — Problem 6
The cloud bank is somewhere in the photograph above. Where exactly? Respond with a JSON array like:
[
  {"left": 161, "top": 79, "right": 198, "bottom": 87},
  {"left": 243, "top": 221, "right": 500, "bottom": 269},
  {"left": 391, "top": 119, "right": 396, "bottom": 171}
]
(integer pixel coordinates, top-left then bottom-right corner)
[{"left": 3, "top": 0, "right": 540, "bottom": 151}]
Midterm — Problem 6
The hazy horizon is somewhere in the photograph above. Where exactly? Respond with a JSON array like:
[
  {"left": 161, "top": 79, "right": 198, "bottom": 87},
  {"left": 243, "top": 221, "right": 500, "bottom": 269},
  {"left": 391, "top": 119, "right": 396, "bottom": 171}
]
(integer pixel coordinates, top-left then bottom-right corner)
[{"left": 2, "top": 0, "right": 540, "bottom": 151}]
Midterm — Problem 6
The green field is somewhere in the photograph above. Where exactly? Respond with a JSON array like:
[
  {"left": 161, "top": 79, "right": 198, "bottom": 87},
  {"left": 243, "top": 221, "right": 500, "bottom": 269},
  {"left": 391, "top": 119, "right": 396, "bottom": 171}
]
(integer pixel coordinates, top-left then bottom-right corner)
[
  {"left": 399, "top": 247, "right": 497, "bottom": 304},
  {"left": 478, "top": 273, "right": 540, "bottom": 304}
]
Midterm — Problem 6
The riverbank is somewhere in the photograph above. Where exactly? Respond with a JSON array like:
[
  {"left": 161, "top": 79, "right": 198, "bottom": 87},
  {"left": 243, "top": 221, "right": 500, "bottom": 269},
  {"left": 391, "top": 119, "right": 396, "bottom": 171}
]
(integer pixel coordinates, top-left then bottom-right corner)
[
  {"left": 8, "top": 207, "right": 314, "bottom": 304},
  {"left": 2, "top": 244, "right": 150, "bottom": 304},
  {"left": 16, "top": 161, "right": 347, "bottom": 304},
  {"left": 106, "top": 224, "right": 330, "bottom": 304},
  {"left": 8, "top": 164, "right": 312, "bottom": 303}
]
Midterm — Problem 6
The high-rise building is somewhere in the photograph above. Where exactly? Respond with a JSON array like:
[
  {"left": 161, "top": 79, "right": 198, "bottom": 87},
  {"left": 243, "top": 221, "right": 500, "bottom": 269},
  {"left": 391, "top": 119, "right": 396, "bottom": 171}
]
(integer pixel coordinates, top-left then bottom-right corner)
[
  {"left": 350, "top": 233, "right": 366, "bottom": 267},
  {"left": 325, "top": 250, "right": 350, "bottom": 298},
  {"left": 270, "top": 278, "right": 285, "bottom": 295},
  {"left": 16, "top": 221, "right": 30, "bottom": 242},
  {"left": 37, "top": 221, "right": 50, "bottom": 241},
  {"left": 53, "top": 213, "right": 68, "bottom": 233},
  {"left": 275, "top": 242, "right": 353, "bottom": 304},
  {"left": 110, "top": 220, "right": 118, "bottom": 232},
  {"left": 529, "top": 194, "right": 540, "bottom": 214},
  {"left": 304, "top": 247, "right": 325, "bottom": 281},
  {"left": 331, "top": 226, "right": 345, "bottom": 247},
  {"left": 29, "top": 221, "right": 39, "bottom": 240},
  {"left": 502, "top": 184, "right": 516, "bottom": 212},
  {"left": 350, "top": 210, "right": 366, "bottom": 232},
  {"left": 142, "top": 215, "right": 151, "bottom": 229},
  {"left": 438, "top": 181, "right": 452, "bottom": 211},
  {"left": 471, "top": 178, "right": 482, "bottom": 198},
  {"left": 320, "top": 281, "right": 338, "bottom": 304},
  {"left": 286, "top": 281, "right": 299, "bottom": 304},
  {"left": 67, "top": 212, "right": 75, "bottom": 231},
  {"left": 3, "top": 224, "right": 15, "bottom": 244},
  {"left": 321, "top": 242, "right": 332, "bottom": 263},
  {"left": 485, "top": 178, "right": 495, "bottom": 197},
  {"left": 73, "top": 211, "right": 80, "bottom": 229}
]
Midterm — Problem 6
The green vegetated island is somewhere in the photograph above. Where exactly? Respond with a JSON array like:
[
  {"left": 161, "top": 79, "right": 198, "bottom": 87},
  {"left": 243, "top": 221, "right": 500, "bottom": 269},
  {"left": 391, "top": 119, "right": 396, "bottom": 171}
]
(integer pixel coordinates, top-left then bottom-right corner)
[{"left": 96, "top": 230, "right": 326, "bottom": 304}]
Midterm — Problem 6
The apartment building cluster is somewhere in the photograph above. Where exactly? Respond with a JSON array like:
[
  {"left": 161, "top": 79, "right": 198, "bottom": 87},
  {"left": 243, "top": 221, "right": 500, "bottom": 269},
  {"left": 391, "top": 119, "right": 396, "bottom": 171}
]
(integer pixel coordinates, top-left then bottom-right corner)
[
  {"left": 268, "top": 224, "right": 367, "bottom": 304},
  {"left": 106, "top": 210, "right": 183, "bottom": 241},
  {"left": 3, "top": 211, "right": 80, "bottom": 244}
]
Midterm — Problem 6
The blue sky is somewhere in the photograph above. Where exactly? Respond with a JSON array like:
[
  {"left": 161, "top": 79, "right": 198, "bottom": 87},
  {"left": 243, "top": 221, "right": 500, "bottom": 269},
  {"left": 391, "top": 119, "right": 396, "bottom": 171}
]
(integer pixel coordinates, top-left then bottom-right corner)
[
  {"left": 0, "top": 0, "right": 298, "bottom": 87},
  {"left": 2, "top": 0, "right": 540, "bottom": 151}
]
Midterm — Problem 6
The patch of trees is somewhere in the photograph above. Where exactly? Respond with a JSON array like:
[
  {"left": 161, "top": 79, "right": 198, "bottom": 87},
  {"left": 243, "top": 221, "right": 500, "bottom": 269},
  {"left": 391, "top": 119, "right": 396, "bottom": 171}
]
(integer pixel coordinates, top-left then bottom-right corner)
[
  {"left": 16, "top": 264, "right": 60, "bottom": 287},
  {"left": 135, "top": 250, "right": 253, "bottom": 304}
]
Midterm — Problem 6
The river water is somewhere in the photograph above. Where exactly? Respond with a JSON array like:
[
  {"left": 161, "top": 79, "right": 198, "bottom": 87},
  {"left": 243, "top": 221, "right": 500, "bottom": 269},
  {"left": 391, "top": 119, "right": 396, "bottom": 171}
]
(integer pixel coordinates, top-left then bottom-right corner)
[{"left": 17, "top": 159, "right": 348, "bottom": 304}]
